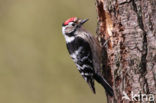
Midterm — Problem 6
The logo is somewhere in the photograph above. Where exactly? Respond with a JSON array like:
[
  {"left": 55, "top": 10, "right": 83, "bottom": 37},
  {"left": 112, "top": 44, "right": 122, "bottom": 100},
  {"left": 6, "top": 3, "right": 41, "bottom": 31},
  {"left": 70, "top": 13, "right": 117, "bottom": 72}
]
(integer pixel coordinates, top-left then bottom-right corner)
[{"left": 122, "top": 91, "right": 155, "bottom": 102}]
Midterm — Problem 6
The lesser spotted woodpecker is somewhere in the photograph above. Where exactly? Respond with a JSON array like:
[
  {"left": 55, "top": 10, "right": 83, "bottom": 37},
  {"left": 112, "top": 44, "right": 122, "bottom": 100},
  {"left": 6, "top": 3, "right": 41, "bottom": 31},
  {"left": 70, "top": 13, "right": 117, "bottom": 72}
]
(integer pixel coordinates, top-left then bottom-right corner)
[{"left": 62, "top": 17, "right": 114, "bottom": 96}]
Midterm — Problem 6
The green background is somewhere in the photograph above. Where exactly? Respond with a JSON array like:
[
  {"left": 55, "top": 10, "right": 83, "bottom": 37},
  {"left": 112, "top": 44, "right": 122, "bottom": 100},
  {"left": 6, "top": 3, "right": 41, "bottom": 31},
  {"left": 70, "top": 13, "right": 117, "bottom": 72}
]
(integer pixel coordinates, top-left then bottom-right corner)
[{"left": 0, "top": 0, "right": 107, "bottom": 103}]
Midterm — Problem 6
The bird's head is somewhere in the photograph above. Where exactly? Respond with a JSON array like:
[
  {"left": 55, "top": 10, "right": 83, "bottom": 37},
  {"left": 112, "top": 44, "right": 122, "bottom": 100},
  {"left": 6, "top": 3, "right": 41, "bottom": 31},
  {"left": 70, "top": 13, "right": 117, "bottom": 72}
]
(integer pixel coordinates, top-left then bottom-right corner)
[{"left": 62, "top": 17, "right": 88, "bottom": 36}]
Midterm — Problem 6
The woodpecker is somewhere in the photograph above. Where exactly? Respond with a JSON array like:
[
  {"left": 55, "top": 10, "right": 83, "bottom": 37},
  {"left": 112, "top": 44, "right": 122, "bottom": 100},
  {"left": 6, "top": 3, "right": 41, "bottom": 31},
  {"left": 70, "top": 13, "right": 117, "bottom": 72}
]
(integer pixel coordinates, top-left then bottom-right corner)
[{"left": 62, "top": 17, "right": 114, "bottom": 96}]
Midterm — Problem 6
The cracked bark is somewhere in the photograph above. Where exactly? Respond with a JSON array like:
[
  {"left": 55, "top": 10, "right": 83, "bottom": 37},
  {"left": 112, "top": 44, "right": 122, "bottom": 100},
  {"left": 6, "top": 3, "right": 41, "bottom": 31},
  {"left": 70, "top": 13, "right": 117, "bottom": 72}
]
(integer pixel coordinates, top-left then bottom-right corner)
[{"left": 95, "top": 0, "right": 156, "bottom": 102}]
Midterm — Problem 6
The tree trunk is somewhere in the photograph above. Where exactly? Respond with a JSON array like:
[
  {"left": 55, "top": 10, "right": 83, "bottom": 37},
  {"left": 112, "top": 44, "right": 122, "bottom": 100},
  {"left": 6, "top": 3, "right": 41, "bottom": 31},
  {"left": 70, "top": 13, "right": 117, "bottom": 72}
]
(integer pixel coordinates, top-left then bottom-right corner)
[{"left": 95, "top": 0, "right": 156, "bottom": 102}]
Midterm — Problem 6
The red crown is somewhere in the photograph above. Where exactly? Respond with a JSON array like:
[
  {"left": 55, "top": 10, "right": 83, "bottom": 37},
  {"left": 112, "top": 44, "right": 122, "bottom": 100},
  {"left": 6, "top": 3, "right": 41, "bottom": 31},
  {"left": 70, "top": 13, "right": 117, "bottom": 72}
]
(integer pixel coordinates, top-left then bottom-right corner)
[{"left": 64, "top": 17, "right": 77, "bottom": 25}]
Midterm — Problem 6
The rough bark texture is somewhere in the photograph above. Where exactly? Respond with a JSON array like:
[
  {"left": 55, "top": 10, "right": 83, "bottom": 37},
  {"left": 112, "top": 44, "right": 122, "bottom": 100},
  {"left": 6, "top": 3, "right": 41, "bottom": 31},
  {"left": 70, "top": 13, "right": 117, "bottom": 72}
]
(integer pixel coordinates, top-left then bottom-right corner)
[{"left": 95, "top": 0, "right": 156, "bottom": 102}]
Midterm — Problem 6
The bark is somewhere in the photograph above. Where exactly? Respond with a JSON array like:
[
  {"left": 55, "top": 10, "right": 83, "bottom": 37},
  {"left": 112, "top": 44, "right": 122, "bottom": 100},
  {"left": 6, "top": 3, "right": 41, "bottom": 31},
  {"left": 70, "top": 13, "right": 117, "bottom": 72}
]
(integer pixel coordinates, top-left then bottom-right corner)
[{"left": 95, "top": 0, "right": 156, "bottom": 102}]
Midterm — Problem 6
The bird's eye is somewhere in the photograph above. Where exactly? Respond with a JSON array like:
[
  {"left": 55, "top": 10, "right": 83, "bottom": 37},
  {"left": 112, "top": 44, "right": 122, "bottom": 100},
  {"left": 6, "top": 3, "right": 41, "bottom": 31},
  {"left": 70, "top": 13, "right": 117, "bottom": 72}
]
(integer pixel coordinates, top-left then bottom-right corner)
[{"left": 72, "top": 23, "right": 75, "bottom": 26}]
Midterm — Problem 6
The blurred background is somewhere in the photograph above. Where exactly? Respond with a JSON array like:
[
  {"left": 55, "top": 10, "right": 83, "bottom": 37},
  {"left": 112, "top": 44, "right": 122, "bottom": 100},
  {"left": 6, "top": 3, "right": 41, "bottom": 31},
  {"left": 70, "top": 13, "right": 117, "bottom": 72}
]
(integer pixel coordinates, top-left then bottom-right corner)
[{"left": 0, "top": 0, "right": 107, "bottom": 103}]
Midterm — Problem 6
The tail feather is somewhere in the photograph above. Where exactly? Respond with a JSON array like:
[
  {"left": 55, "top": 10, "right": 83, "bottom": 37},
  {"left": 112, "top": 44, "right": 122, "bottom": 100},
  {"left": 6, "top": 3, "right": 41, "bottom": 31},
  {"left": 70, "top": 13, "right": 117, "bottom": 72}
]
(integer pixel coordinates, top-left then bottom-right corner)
[
  {"left": 94, "top": 73, "right": 114, "bottom": 96},
  {"left": 87, "top": 79, "right": 96, "bottom": 94}
]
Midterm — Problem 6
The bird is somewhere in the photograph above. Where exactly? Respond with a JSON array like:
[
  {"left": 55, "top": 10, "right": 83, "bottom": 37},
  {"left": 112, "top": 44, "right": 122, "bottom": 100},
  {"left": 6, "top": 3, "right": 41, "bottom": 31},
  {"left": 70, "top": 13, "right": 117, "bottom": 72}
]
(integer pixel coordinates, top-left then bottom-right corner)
[{"left": 61, "top": 17, "right": 114, "bottom": 96}]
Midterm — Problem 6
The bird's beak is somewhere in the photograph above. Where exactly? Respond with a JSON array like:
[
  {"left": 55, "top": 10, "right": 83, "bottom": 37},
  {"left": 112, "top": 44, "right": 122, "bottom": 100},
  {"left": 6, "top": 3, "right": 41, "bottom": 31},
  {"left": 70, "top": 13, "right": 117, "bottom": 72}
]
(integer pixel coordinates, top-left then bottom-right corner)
[{"left": 79, "top": 18, "right": 89, "bottom": 26}]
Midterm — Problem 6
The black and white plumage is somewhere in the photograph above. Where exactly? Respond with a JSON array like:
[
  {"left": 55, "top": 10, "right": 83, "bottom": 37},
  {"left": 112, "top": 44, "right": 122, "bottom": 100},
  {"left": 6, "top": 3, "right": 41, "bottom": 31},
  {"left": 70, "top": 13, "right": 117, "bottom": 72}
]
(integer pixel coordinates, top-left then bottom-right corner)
[{"left": 62, "top": 17, "right": 114, "bottom": 96}]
